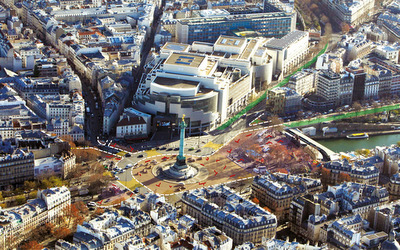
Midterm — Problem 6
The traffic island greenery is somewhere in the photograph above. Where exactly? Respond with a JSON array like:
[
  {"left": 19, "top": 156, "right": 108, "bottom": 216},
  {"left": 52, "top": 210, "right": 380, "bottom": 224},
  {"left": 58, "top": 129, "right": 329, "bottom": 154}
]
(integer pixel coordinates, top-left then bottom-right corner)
[{"left": 217, "top": 42, "right": 329, "bottom": 130}]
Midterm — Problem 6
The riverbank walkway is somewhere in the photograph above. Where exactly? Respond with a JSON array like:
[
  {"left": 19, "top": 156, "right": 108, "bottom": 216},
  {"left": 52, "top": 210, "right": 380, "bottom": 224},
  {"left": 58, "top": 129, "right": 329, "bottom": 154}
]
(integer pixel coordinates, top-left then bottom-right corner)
[{"left": 285, "top": 104, "right": 400, "bottom": 128}]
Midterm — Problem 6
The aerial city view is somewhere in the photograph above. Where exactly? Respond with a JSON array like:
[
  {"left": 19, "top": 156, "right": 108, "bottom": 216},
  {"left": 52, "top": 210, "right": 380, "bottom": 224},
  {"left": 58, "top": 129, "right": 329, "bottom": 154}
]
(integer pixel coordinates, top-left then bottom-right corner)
[{"left": 3, "top": 0, "right": 400, "bottom": 249}]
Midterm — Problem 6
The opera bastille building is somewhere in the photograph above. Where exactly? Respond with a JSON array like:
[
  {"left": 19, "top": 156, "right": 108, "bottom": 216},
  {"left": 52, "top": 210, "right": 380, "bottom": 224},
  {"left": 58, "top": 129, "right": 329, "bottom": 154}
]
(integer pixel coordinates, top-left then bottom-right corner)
[{"left": 133, "top": 35, "right": 273, "bottom": 135}]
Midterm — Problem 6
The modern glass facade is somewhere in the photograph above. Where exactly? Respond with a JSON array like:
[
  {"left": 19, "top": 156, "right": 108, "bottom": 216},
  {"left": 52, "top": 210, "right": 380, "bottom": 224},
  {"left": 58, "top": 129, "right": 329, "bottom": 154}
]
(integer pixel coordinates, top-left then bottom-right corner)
[{"left": 177, "top": 12, "right": 296, "bottom": 44}]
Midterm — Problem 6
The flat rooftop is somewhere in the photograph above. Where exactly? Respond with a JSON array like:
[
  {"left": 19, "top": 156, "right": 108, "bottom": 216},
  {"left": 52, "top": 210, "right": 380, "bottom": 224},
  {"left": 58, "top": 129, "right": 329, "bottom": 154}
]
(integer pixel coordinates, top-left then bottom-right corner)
[
  {"left": 363, "top": 231, "right": 388, "bottom": 240},
  {"left": 153, "top": 76, "right": 199, "bottom": 89},
  {"left": 239, "top": 39, "right": 257, "bottom": 60},
  {"left": 265, "top": 30, "right": 307, "bottom": 49},
  {"left": 164, "top": 53, "right": 206, "bottom": 68},
  {"left": 215, "top": 36, "right": 246, "bottom": 48},
  {"left": 161, "top": 42, "right": 190, "bottom": 52}
]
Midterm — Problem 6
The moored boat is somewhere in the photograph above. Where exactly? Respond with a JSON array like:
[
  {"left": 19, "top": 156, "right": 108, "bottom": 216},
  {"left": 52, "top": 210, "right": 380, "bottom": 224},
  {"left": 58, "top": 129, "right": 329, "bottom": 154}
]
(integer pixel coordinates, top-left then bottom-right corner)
[{"left": 346, "top": 133, "right": 369, "bottom": 139}]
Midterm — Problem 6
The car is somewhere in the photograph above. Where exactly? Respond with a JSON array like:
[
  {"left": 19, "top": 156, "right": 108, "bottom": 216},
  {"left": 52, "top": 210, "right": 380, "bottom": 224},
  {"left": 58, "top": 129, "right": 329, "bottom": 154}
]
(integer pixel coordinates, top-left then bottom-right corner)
[
  {"left": 160, "top": 147, "right": 166, "bottom": 150},
  {"left": 87, "top": 202, "right": 96, "bottom": 206},
  {"left": 137, "top": 154, "right": 144, "bottom": 158},
  {"left": 174, "top": 147, "right": 179, "bottom": 151},
  {"left": 125, "top": 164, "right": 132, "bottom": 169},
  {"left": 125, "top": 153, "right": 131, "bottom": 157}
]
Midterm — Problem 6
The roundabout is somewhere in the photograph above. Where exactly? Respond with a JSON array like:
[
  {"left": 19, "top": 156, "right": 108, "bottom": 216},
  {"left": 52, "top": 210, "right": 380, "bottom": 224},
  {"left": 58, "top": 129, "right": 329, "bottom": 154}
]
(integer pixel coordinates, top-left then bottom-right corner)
[{"left": 152, "top": 160, "right": 208, "bottom": 184}]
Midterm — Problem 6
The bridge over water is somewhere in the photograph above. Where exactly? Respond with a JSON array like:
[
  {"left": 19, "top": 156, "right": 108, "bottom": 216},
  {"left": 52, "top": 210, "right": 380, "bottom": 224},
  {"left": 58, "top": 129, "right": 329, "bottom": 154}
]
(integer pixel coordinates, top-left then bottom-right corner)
[{"left": 285, "top": 128, "right": 338, "bottom": 161}]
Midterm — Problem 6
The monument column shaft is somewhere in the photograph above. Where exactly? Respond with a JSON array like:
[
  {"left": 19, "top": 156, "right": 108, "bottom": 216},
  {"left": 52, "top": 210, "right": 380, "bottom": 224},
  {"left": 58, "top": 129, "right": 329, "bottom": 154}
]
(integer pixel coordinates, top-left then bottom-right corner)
[{"left": 179, "top": 120, "right": 185, "bottom": 157}]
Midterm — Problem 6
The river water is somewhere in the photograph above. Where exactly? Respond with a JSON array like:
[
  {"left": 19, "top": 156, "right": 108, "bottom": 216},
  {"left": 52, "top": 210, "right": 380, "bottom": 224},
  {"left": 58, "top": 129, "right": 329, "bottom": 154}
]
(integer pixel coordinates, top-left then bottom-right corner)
[{"left": 317, "top": 133, "right": 400, "bottom": 153}]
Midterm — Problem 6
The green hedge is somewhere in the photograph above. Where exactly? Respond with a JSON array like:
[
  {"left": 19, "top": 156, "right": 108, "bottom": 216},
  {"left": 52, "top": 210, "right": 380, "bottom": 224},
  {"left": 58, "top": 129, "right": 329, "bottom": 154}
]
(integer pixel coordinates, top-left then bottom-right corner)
[{"left": 217, "top": 42, "right": 329, "bottom": 130}]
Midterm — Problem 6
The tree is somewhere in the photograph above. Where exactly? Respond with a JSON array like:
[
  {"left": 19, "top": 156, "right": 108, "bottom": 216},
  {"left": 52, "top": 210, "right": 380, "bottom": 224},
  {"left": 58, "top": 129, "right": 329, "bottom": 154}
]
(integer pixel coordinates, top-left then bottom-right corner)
[
  {"left": 31, "top": 223, "right": 52, "bottom": 242},
  {"left": 20, "top": 241, "right": 43, "bottom": 250},
  {"left": 339, "top": 172, "right": 351, "bottom": 183},
  {"left": 111, "top": 197, "right": 126, "bottom": 207},
  {"left": 341, "top": 23, "right": 350, "bottom": 34},
  {"left": 269, "top": 115, "right": 284, "bottom": 132},
  {"left": 24, "top": 180, "right": 38, "bottom": 191},
  {"left": 28, "top": 190, "right": 38, "bottom": 199},
  {"left": 53, "top": 226, "right": 71, "bottom": 240},
  {"left": 321, "top": 15, "right": 329, "bottom": 24},
  {"left": 60, "top": 135, "right": 76, "bottom": 148},
  {"left": 352, "top": 101, "right": 362, "bottom": 112},
  {"left": 75, "top": 201, "right": 89, "bottom": 215},
  {"left": 325, "top": 22, "right": 332, "bottom": 37},
  {"left": 88, "top": 175, "right": 104, "bottom": 196},
  {"left": 94, "top": 207, "right": 104, "bottom": 216},
  {"left": 15, "top": 195, "right": 26, "bottom": 205},
  {"left": 33, "top": 64, "right": 40, "bottom": 77},
  {"left": 92, "top": 162, "right": 105, "bottom": 174},
  {"left": 321, "top": 167, "right": 331, "bottom": 185}
]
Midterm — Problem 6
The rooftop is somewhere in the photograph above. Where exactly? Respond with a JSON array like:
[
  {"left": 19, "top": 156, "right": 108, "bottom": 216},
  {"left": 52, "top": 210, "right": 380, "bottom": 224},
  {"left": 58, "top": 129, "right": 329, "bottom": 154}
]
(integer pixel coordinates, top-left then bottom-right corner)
[
  {"left": 161, "top": 42, "right": 190, "bottom": 52},
  {"left": 265, "top": 30, "right": 307, "bottom": 49},
  {"left": 164, "top": 53, "right": 206, "bottom": 68},
  {"left": 215, "top": 36, "right": 246, "bottom": 48},
  {"left": 153, "top": 76, "right": 200, "bottom": 89}
]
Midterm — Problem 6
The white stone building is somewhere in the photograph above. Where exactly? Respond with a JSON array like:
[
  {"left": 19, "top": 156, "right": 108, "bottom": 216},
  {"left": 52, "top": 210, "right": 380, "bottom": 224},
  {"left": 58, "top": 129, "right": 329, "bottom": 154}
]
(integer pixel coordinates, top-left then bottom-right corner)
[
  {"left": 288, "top": 70, "right": 316, "bottom": 95},
  {"left": 134, "top": 35, "right": 273, "bottom": 135},
  {"left": 116, "top": 108, "right": 151, "bottom": 139},
  {"left": 265, "top": 30, "right": 309, "bottom": 75}
]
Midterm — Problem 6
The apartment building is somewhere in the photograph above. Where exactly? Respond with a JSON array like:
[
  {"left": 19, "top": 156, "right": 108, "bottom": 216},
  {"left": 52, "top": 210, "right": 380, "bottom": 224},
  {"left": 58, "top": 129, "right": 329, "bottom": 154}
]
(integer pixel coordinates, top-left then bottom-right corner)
[
  {"left": 34, "top": 151, "right": 76, "bottom": 179},
  {"left": 194, "top": 227, "right": 233, "bottom": 250},
  {"left": 288, "top": 70, "right": 316, "bottom": 95},
  {"left": 368, "top": 200, "right": 400, "bottom": 238},
  {"left": 323, "top": 159, "right": 380, "bottom": 186},
  {"left": 266, "top": 87, "right": 302, "bottom": 115},
  {"left": 181, "top": 185, "right": 277, "bottom": 245},
  {"left": 116, "top": 108, "right": 151, "bottom": 140},
  {"left": 322, "top": 0, "right": 374, "bottom": 26},
  {"left": 290, "top": 182, "right": 388, "bottom": 243},
  {"left": 375, "top": 146, "right": 400, "bottom": 175},
  {"left": 0, "top": 149, "right": 34, "bottom": 190},
  {"left": 68, "top": 209, "right": 152, "bottom": 249},
  {"left": 320, "top": 214, "right": 363, "bottom": 249},
  {"left": 252, "top": 173, "right": 322, "bottom": 222},
  {"left": 304, "top": 70, "right": 354, "bottom": 111},
  {"left": 0, "top": 186, "right": 70, "bottom": 249},
  {"left": 388, "top": 173, "right": 400, "bottom": 200}
]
